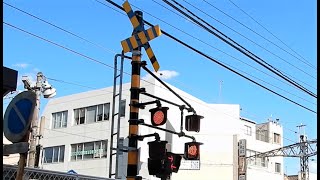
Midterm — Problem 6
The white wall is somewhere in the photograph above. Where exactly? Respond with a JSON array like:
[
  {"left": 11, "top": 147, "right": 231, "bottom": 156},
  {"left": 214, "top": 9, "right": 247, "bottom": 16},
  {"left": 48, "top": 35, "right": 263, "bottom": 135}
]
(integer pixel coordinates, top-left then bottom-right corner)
[{"left": 39, "top": 78, "right": 285, "bottom": 180}]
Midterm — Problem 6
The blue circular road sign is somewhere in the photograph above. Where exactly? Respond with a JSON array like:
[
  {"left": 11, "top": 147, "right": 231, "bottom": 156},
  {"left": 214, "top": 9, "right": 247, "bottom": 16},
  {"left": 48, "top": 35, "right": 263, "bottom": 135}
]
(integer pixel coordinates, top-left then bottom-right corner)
[{"left": 4, "top": 91, "right": 36, "bottom": 143}]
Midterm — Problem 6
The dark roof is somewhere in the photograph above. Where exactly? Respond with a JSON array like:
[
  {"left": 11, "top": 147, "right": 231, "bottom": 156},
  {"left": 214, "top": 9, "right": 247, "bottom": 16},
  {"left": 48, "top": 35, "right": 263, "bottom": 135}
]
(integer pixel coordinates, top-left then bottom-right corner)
[{"left": 240, "top": 117, "right": 256, "bottom": 124}]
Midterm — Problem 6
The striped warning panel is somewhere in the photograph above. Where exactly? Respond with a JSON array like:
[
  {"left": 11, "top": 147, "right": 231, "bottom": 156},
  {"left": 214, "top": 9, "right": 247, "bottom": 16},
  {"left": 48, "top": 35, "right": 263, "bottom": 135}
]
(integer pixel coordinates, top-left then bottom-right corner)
[
  {"left": 121, "top": 25, "right": 161, "bottom": 53},
  {"left": 122, "top": 1, "right": 140, "bottom": 29}
]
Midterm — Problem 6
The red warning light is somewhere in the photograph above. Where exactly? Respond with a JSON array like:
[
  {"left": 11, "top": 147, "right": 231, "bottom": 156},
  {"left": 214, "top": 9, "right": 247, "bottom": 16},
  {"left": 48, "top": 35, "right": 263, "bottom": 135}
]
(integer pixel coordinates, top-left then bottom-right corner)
[
  {"left": 188, "top": 145, "right": 198, "bottom": 157},
  {"left": 153, "top": 110, "right": 165, "bottom": 125},
  {"left": 149, "top": 107, "right": 169, "bottom": 126}
]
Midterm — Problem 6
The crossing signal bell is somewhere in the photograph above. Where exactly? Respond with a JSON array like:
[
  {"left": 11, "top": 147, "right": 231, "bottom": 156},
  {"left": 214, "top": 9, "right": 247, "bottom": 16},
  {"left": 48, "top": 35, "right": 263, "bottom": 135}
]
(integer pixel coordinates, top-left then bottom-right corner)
[
  {"left": 184, "top": 142, "right": 202, "bottom": 160},
  {"left": 149, "top": 107, "right": 169, "bottom": 126},
  {"left": 185, "top": 114, "right": 203, "bottom": 132}
]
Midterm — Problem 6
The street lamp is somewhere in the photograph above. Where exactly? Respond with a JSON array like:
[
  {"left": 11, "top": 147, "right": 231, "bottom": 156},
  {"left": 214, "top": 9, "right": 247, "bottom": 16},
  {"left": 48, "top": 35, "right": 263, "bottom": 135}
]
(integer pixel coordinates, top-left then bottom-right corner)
[{"left": 22, "top": 72, "right": 56, "bottom": 168}]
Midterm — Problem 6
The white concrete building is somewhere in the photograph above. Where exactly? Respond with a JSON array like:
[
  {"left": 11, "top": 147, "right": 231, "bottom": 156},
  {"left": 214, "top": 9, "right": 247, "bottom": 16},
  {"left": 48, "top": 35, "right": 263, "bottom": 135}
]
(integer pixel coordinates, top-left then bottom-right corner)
[{"left": 39, "top": 78, "right": 284, "bottom": 180}]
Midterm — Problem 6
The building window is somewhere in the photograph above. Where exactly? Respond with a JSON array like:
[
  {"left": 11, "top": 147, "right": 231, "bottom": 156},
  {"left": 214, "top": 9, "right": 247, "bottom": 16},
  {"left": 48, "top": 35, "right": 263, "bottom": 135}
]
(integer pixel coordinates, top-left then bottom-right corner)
[
  {"left": 52, "top": 111, "right": 68, "bottom": 129},
  {"left": 244, "top": 125, "right": 252, "bottom": 136},
  {"left": 71, "top": 140, "right": 108, "bottom": 161},
  {"left": 246, "top": 149, "right": 268, "bottom": 168},
  {"left": 274, "top": 133, "right": 281, "bottom": 144},
  {"left": 256, "top": 130, "right": 269, "bottom": 143},
  {"left": 74, "top": 103, "right": 110, "bottom": 125},
  {"left": 43, "top": 145, "right": 65, "bottom": 163},
  {"left": 119, "top": 99, "right": 126, "bottom": 117},
  {"left": 275, "top": 163, "right": 281, "bottom": 173}
]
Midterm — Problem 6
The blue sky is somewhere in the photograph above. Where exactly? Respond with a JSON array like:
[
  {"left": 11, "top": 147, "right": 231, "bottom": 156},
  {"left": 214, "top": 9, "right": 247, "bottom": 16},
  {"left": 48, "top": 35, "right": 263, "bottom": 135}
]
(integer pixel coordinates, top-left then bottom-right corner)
[{"left": 3, "top": 0, "right": 317, "bottom": 175}]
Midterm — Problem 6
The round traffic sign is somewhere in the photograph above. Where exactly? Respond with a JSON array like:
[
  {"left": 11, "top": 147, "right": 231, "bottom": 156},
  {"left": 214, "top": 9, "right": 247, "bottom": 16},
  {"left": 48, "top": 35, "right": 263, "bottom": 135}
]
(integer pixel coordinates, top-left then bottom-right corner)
[{"left": 4, "top": 91, "right": 36, "bottom": 143}]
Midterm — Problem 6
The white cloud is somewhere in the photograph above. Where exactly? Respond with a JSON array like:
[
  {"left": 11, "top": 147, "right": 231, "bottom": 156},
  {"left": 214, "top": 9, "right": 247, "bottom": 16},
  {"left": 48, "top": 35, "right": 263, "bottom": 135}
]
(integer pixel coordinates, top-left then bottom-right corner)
[
  {"left": 142, "top": 70, "right": 179, "bottom": 80},
  {"left": 13, "top": 63, "right": 29, "bottom": 69}
]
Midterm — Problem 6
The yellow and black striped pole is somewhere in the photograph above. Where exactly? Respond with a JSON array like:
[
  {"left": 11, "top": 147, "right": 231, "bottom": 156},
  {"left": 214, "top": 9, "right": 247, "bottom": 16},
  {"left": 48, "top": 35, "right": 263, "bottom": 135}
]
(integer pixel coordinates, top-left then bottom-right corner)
[{"left": 127, "top": 10, "right": 143, "bottom": 180}]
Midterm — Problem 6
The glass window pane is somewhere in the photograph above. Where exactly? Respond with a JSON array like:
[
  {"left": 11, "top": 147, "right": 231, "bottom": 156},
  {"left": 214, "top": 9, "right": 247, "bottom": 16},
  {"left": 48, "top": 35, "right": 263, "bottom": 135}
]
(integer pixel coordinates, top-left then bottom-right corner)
[
  {"left": 104, "top": 103, "right": 110, "bottom": 120},
  {"left": 71, "top": 144, "right": 77, "bottom": 161},
  {"left": 77, "top": 144, "right": 83, "bottom": 160},
  {"left": 97, "top": 105, "right": 103, "bottom": 121},
  {"left": 74, "top": 109, "right": 79, "bottom": 125},
  {"left": 94, "top": 141, "right": 102, "bottom": 158},
  {"left": 52, "top": 113, "right": 57, "bottom": 129},
  {"left": 102, "top": 140, "right": 108, "bottom": 158},
  {"left": 53, "top": 146, "right": 59, "bottom": 162},
  {"left": 80, "top": 108, "right": 85, "bottom": 124},
  {"left": 59, "top": 146, "right": 65, "bottom": 162},
  {"left": 44, "top": 147, "right": 53, "bottom": 163},
  {"left": 86, "top": 106, "right": 96, "bottom": 124},
  {"left": 83, "top": 142, "right": 94, "bottom": 159},
  {"left": 57, "top": 113, "right": 62, "bottom": 128},
  {"left": 120, "top": 100, "right": 126, "bottom": 117},
  {"left": 62, "top": 111, "right": 67, "bottom": 127}
]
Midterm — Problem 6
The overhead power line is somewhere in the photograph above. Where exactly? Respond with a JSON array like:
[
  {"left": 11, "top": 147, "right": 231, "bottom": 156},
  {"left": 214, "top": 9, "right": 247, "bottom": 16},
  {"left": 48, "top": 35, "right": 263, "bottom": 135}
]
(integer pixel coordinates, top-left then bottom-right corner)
[
  {"left": 226, "top": 0, "right": 316, "bottom": 70},
  {"left": 180, "top": 0, "right": 317, "bottom": 89},
  {"left": 147, "top": 0, "right": 317, "bottom": 94},
  {"left": 3, "top": 2, "right": 316, "bottom": 113},
  {"left": 100, "top": 0, "right": 316, "bottom": 114},
  {"left": 163, "top": 0, "right": 316, "bottom": 99}
]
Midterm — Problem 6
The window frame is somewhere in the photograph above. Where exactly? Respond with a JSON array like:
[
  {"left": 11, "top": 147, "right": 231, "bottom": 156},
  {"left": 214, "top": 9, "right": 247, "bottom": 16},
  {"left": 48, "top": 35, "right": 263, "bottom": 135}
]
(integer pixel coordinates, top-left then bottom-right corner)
[
  {"left": 273, "top": 133, "right": 281, "bottom": 144},
  {"left": 244, "top": 125, "right": 252, "bottom": 136},
  {"left": 43, "top": 145, "right": 65, "bottom": 164},
  {"left": 52, "top": 111, "right": 68, "bottom": 129},
  {"left": 74, "top": 103, "right": 110, "bottom": 126},
  {"left": 275, "top": 162, "right": 281, "bottom": 173},
  {"left": 70, "top": 140, "right": 108, "bottom": 161}
]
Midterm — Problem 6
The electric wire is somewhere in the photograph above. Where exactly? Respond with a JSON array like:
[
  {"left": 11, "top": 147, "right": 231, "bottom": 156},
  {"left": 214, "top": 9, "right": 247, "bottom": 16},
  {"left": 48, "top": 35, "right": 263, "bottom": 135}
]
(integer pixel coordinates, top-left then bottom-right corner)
[
  {"left": 203, "top": 0, "right": 316, "bottom": 70},
  {"left": 85, "top": 1, "right": 318, "bottom": 112},
  {"left": 2, "top": 0, "right": 312, "bottom": 155},
  {"left": 9, "top": 19, "right": 316, "bottom": 113},
  {"left": 180, "top": 0, "right": 317, "bottom": 89},
  {"left": 105, "top": 0, "right": 312, "bottom": 92},
  {"left": 226, "top": 0, "right": 316, "bottom": 70},
  {"left": 164, "top": 0, "right": 316, "bottom": 98},
  {"left": 3, "top": 2, "right": 116, "bottom": 55},
  {"left": 124, "top": 1, "right": 316, "bottom": 92},
  {"left": 4, "top": 2, "right": 315, "bottom": 107},
  {"left": 3, "top": 1, "right": 316, "bottom": 116},
  {"left": 44, "top": 76, "right": 298, "bottom": 143}
]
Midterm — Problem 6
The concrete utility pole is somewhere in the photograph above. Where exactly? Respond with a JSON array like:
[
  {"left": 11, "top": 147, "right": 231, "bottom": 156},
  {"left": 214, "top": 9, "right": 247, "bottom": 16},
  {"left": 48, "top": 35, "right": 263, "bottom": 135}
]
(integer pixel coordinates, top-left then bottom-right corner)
[
  {"left": 27, "top": 72, "right": 42, "bottom": 167},
  {"left": 22, "top": 72, "right": 56, "bottom": 168}
]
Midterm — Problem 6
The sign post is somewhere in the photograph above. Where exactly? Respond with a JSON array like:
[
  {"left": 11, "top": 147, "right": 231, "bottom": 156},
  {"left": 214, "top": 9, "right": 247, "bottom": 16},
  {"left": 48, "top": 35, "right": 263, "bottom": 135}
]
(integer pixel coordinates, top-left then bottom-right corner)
[{"left": 3, "top": 91, "right": 37, "bottom": 180}]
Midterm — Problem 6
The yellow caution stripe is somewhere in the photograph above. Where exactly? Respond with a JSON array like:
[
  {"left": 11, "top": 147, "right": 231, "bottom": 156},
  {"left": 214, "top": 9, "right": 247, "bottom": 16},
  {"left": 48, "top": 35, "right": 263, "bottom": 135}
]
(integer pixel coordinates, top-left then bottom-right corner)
[
  {"left": 145, "top": 45, "right": 160, "bottom": 72},
  {"left": 120, "top": 25, "right": 161, "bottom": 53},
  {"left": 122, "top": 1, "right": 140, "bottom": 29}
]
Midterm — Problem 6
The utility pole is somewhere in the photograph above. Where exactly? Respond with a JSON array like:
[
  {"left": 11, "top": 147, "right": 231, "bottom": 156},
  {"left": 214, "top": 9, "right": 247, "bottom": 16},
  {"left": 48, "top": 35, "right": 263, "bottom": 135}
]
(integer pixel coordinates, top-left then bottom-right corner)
[
  {"left": 22, "top": 72, "right": 56, "bottom": 168},
  {"left": 120, "top": 1, "right": 162, "bottom": 179},
  {"left": 127, "top": 13, "right": 143, "bottom": 179},
  {"left": 297, "top": 124, "right": 308, "bottom": 180},
  {"left": 27, "top": 72, "right": 42, "bottom": 167}
]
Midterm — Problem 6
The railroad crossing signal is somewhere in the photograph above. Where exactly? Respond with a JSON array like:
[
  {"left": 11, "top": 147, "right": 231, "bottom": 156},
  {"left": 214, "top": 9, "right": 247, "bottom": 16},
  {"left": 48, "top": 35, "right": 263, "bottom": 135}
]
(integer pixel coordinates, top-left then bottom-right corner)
[
  {"left": 121, "top": 1, "right": 162, "bottom": 72},
  {"left": 149, "top": 107, "right": 169, "bottom": 126},
  {"left": 184, "top": 142, "right": 202, "bottom": 160}
]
